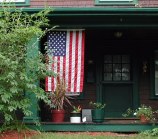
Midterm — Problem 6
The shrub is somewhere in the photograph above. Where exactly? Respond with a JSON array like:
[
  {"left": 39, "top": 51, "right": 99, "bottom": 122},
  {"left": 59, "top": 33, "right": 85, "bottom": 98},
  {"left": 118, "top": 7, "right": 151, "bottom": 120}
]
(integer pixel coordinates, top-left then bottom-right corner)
[{"left": 0, "top": 4, "right": 54, "bottom": 126}]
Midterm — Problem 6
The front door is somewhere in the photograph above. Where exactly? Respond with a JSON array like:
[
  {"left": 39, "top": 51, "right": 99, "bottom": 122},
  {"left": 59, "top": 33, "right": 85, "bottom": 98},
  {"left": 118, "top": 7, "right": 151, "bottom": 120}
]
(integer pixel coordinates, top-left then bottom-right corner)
[{"left": 99, "top": 52, "right": 138, "bottom": 118}]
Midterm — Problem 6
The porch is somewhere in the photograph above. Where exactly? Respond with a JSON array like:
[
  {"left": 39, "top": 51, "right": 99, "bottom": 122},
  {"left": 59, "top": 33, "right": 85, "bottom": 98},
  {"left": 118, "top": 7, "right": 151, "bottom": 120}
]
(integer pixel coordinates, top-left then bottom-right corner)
[
  {"left": 25, "top": 8, "right": 158, "bottom": 132},
  {"left": 27, "top": 119, "right": 158, "bottom": 132}
]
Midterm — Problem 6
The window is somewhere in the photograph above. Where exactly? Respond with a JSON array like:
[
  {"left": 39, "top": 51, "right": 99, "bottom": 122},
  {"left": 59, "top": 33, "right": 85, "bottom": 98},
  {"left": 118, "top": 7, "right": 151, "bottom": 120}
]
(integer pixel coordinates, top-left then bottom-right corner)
[
  {"left": 150, "top": 50, "right": 158, "bottom": 99},
  {"left": 95, "top": 0, "right": 137, "bottom": 5},
  {"left": 154, "top": 51, "right": 158, "bottom": 96},
  {"left": 103, "top": 55, "right": 131, "bottom": 81},
  {"left": 0, "top": 0, "right": 30, "bottom": 6}
]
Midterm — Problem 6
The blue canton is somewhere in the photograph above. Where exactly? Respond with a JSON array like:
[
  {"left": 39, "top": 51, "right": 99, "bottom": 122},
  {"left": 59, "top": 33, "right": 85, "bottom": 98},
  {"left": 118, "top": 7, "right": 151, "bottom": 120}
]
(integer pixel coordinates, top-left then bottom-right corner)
[{"left": 48, "top": 31, "right": 66, "bottom": 56}]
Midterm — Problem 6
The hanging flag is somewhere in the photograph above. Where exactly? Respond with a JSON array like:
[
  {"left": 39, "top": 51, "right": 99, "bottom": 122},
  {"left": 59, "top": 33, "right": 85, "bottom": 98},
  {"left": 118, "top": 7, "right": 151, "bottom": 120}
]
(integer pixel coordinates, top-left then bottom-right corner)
[{"left": 45, "top": 30, "right": 85, "bottom": 94}]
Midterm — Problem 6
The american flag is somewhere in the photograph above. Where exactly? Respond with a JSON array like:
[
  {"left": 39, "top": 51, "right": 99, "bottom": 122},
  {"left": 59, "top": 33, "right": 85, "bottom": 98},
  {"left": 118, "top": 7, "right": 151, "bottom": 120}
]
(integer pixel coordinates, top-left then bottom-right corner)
[{"left": 45, "top": 30, "right": 85, "bottom": 94}]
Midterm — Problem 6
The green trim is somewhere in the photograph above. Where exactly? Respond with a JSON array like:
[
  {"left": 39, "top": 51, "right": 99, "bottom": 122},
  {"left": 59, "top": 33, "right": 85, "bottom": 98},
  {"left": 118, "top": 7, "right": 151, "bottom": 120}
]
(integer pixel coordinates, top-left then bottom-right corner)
[
  {"left": 26, "top": 122, "right": 158, "bottom": 132},
  {"left": 20, "top": 7, "right": 158, "bottom": 13},
  {"left": 95, "top": 0, "right": 137, "bottom": 5},
  {"left": 132, "top": 54, "right": 139, "bottom": 109},
  {"left": 2, "top": 7, "right": 158, "bottom": 28},
  {"left": 0, "top": 0, "right": 30, "bottom": 6},
  {"left": 23, "top": 36, "right": 40, "bottom": 123},
  {"left": 96, "top": 55, "right": 102, "bottom": 102}
]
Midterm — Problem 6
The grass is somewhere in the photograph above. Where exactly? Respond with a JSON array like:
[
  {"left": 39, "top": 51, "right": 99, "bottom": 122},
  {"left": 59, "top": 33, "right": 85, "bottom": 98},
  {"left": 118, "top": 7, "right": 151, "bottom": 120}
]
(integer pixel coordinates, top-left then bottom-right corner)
[{"left": 27, "top": 132, "right": 158, "bottom": 139}]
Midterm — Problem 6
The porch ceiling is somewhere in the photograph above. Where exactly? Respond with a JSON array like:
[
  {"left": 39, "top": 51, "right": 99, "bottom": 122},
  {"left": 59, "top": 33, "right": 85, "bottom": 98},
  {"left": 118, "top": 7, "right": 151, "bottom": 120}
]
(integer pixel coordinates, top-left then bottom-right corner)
[{"left": 23, "top": 7, "right": 158, "bottom": 28}]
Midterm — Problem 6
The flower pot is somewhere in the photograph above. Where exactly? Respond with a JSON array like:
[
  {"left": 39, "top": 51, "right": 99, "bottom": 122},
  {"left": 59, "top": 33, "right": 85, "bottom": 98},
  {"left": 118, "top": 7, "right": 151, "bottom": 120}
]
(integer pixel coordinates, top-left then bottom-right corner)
[
  {"left": 52, "top": 109, "right": 65, "bottom": 122},
  {"left": 140, "top": 115, "right": 149, "bottom": 124},
  {"left": 70, "top": 112, "right": 81, "bottom": 123},
  {"left": 91, "top": 109, "right": 105, "bottom": 123}
]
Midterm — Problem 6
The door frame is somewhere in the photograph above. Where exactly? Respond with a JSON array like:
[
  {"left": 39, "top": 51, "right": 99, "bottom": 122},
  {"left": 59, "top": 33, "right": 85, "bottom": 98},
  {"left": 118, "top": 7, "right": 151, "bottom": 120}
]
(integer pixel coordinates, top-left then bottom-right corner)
[{"left": 96, "top": 42, "right": 139, "bottom": 117}]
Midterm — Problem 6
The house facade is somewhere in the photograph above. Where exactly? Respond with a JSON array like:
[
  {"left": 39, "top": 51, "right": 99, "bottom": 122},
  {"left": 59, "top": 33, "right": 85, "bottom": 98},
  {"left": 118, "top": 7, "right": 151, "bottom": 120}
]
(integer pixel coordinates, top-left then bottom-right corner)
[{"left": 6, "top": 0, "right": 158, "bottom": 132}]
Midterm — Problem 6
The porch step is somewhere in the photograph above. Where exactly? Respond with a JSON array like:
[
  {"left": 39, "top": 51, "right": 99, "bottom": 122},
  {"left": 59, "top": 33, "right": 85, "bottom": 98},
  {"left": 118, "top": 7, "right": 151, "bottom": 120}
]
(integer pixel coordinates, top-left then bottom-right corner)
[{"left": 26, "top": 120, "right": 158, "bottom": 132}]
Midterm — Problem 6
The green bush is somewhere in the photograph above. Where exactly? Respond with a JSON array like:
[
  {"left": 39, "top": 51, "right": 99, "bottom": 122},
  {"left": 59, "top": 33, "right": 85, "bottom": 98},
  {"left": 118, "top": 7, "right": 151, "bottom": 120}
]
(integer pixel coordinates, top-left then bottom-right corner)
[{"left": 0, "top": 4, "right": 54, "bottom": 126}]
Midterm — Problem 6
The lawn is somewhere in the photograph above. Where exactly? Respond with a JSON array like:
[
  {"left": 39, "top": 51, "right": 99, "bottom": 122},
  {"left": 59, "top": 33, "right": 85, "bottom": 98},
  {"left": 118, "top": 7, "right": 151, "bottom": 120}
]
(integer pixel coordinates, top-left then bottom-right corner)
[{"left": 27, "top": 132, "right": 158, "bottom": 139}]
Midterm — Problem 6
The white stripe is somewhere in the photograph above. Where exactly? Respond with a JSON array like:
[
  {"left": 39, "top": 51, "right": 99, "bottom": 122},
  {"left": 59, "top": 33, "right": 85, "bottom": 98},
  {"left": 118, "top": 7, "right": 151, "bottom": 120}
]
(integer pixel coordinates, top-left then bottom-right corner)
[
  {"left": 65, "top": 31, "right": 70, "bottom": 91},
  {"left": 71, "top": 31, "right": 76, "bottom": 92},
  {"left": 76, "top": 31, "right": 82, "bottom": 92},
  {"left": 47, "top": 59, "right": 52, "bottom": 91},
  {"left": 59, "top": 57, "right": 63, "bottom": 80},
  {"left": 54, "top": 57, "right": 58, "bottom": 90}
]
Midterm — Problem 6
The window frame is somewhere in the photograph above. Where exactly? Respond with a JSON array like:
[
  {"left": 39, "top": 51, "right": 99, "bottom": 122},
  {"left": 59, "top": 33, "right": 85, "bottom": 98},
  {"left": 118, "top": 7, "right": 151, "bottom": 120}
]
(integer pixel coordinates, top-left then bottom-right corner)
[
  {"left": 103, "top": 54, "right": 131, "bottom": 82},
  {"left": 95, "top": 0, "right": 138, "bottom": 5},
  {"left": 0, "top": 0, "right": 30, "bottom": 6},
  {"left": 150, "top": 50, "right": 158, "bottom": 99}
]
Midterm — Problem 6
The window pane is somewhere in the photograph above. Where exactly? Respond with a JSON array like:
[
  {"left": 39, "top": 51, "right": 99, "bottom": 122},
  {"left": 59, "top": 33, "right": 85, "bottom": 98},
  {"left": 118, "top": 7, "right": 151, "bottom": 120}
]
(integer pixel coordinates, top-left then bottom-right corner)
[
  {"left": 113, "top": 73, "right": 121, "bottom": 81},
  {"left": 122, "top": 55, "right": 130, "bottom": 63},
  {"left": 113, "top": 64, "right": 121, "bottom": 73},
  {"left": 104, "top": 73, "right": 112, "bottom": 81},
  {"left": 113, "top": 55, "right": 121, "bottom": 63},
  {"left": 155, "top": 51, "right": 158, "bottom": 95},
  {"left": 104, "top": 64, "right": 112, "bottom": 72},
  {"left": 122, "top": 64, "right": 130, "bottom": 73},
  {"left": 122, "top": 73, "right": 130, "bottom": 81}
]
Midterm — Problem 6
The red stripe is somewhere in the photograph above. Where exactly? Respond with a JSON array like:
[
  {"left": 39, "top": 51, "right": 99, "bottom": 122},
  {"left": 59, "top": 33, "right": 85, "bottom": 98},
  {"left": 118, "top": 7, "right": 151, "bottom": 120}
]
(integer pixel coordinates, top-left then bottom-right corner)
[
  {"left": 74, "top": 31, "right": 79, "bottom": 92},
  {"left": 52, "top": 57, "right": 55, "bottom": 91},
  {"left": 80, "top": 31, "right": 85, "bottom": 92},
  {"left": 57, "top": 56, "right": 60, "bottom": 83},
  {"left": 68, "top": 31, "right": 73, "bottom": 92},
  {"left": 45, "top": 77, "right": 48, "bottom": 91}
]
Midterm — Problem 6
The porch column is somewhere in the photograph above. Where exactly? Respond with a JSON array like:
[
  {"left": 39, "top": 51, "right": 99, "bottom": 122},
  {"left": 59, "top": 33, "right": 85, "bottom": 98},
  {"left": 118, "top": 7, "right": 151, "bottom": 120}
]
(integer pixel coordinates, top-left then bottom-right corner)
[{"left": 23, "top": 36, "right": 40, "bottom": 123}]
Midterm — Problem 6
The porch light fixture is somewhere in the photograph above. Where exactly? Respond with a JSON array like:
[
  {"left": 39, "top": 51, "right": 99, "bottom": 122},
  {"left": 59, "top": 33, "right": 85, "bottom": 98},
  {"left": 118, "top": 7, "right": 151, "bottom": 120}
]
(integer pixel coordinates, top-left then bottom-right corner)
[
  {"left": 88, "top": 60, "right": 94, "bottom": 64},
  {"left": 143, "top": 61, "right": 148, "bottom": 73},
  {"left": 114, "top": 32, "right": 123, "bottom": 38}
]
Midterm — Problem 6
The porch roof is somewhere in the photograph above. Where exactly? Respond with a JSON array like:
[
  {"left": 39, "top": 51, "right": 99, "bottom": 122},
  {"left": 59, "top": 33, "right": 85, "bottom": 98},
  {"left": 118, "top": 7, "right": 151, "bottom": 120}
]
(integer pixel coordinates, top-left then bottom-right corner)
[{"left": 23, "top": 7, "right": 158, "bottom": 28}]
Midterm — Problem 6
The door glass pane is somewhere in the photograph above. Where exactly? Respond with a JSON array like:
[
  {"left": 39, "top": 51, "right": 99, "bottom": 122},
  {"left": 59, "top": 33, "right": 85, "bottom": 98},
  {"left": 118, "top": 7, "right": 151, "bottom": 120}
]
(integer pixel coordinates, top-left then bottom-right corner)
[
  {"left": 113, "top": 73, "right": 121, "bottom": 81},
  {"left": 113, "top": 55, "right": 121, "bottom": 63},
  {"left": 122, "top": 55, "right": 130, "bottom": 63},
  {"left": 122, "top": 64, "right": 130, "bottom": 73},
  {"left": 104, "top": 64, "right": 112, "bottom": 72},
  {"left": 122, "top": 73, "right": 130, "bottom": 81},
  {"left": 113, "top": 64, "right": 121, "bottom": 73},
  {"left": 104, "top": 73, "right": 112, "bottom": 81}
]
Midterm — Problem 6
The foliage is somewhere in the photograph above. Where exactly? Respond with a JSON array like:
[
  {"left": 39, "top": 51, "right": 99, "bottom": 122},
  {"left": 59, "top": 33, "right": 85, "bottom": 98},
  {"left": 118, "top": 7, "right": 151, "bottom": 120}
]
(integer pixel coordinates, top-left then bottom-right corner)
[
  {"left": 72, "top": 105, "right": 81, "bottom": 113},
  {"left": 47, "top": 78, "right": 72, "bottom": 110},
  {"left": 122, "top": 104, "right": 157, "bottom": 121},
  {"left": 89, "top": 101, "right": 106, "bottom": 109},
  {"left": 140, "top": 128, "right": 158, "bottom": 137},
  {"left": 0, "top": 4, "right": 54, "bottom": 126}
]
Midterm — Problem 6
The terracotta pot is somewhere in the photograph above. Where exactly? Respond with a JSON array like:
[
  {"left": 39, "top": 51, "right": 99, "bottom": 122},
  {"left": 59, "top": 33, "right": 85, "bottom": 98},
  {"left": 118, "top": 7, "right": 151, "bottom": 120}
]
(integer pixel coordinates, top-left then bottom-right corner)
[
  {"left": 52, "top": 109, "right": 65, "bottom": 122},
  {"left": 140, "top": 115, "right": 149, "bottom": 124}
]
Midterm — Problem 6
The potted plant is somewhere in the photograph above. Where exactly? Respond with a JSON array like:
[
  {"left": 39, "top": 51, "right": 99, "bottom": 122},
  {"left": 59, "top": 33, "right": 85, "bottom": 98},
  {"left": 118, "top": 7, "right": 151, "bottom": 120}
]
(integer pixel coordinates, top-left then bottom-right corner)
[
  {"left": 48, "top": 78, "right": 72, "bottom": 122},
  {"left": 89, "top": 101, "right": 106, "bottom": 123},
  {"left": 122, "top": 104, "right": 156, "bottom": 123},
  {"left": 70, "top": 105, "right": 82, "bottom": 123}
]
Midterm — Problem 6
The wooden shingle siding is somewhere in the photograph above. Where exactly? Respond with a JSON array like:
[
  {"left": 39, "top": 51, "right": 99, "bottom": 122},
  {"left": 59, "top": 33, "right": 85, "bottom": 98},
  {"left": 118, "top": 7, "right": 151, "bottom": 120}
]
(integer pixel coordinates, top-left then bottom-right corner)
[
  {"left": 29, "top": 0, "right": 158, "bottom": 7},
  {"left": 30, "top": 0, "right": 94, "bottom": 7}
]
